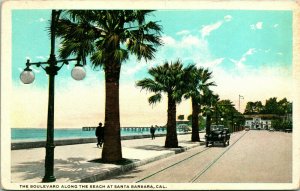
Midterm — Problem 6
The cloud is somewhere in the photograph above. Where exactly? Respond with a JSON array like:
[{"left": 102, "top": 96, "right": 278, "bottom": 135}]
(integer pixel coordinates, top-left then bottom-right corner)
[
  {"left": 12, "top": 48, "right": 292, "bottom": 128},
  {"left": 200, "top": 15, "right": 233, "bottom": 39},
  {"left": 245, "top": 48, "right": 256, "bottom": 56},
  {"left": 250, "top": 22, "right": 263, "bottom": 30},
  {"left": 200, "top": 21, "right": 223, "bottom": 39},
  {"left": 229, "top": 58, "right": 245, "bottom": 70},
  {"left": 176, "top": 30, "right": 190, "bottom": 36},
  {"left": 122, "top": 61, "right": 147, "bottom": 76},
  {"left": 161, "top": 35, "right": 176, "bottom": 46},
  {"left": 229, "top": 48, "right": 256, "bottom": 69},
  {"left": 256, "top": 22, "right": 263, "bottom": 29},
  {"left": 277, "top": 52, "right": 283, "bottom": 56},
  {"left": 121, "top": 34, "right": 205, "bottom": 77},
  {"left": 11, "top": 81, "right": 176, "bottom": 127},
  {"left": 255, "top": 22, "right": 263, "bottom": 29},
  {"left": 201, "top": 58, "right": 224, "bottom": 68},
  {"left": 224, "top": 15, "right": 233, "bottom": 22},
  {"left": 38, "top": 18, "right": 46, "bottom": 22},
  {"left": 103, "top": 32, "right": 211, "bottom": 78},
  {"left": 36, "top": 56, "right": 46, "bottom": 60},
  {"left": 273, "top": 24, "right": 279, "bottom": 28},
  {"left": 155, "top": 33, "right": 210, "bottom": 67},
  {"left": 212, "top": 64, "right": 292, "bottom": 111},
  {"left": 181, "top": 35, "right": 202, "bottom": 47}
]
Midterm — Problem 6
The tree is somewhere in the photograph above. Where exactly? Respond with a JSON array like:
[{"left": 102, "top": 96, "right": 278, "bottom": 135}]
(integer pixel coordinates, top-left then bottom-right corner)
[
  {"left": 216, "top": 99, "right": 244, "bottom": 132},
  {"left": 202, "top": 92, "right": 219, "bottom": 135},
  {"left": 244, "top": 97, "right": 292, "bottom": 116},
  {"left": 278, "top": 98, "right": 291, "bottom": 115},
  {"left": 137, "top": 60, "right": 192, "bottom": 148},
  {"left": 56, "top": 10, "right": 162, "bottom": 162},
  {"left": 177, "top": 115, "right": 184, "bottom": 120},
  {"left": 262, "top": 97, "right": 279, "bottom": 114},
  {"left": 244, "top": 101, "right": 263, "bottom": 114},
  {"left": 184, "top": 66, "right": 215, "bottom": 142}
]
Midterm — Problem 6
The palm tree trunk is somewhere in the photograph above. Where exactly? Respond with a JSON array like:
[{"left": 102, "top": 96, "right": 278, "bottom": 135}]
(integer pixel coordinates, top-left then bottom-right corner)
[
  {"left": 191, "top": 98, "right": 200, "bottom": 142},
  {"left": 206, "top": 114, "right": 212, "bottom": 135},
  {"left": 165, "top": 95, "right": 178, "bottom": 148},
  {"left": 102, "top": 64, "right": 122, "bottom": 162}
]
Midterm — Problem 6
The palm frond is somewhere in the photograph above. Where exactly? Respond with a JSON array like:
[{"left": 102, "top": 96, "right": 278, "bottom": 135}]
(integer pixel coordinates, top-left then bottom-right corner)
[
  {"left": 90, "top": 50, "right": 105, "bottom": 68},
  {"left": 148, "top": 93, "right": 162, "bottom": 105},
  {"left": 138, "top": 60, "right": 190, "bottom": 104},
  {"left": 136, "top": 78, "right": 163, "bottom": 93},
  {"left": 57, "top": 10, "right": 162, "bottom": 72},
  {"left": 114, "top": 49, "right": 129, "bottom": 63}
]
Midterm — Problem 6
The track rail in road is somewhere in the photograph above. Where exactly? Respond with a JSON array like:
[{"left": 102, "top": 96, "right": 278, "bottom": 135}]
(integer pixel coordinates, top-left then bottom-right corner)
[
  {"left": 189, "top": 131, "right": 248, "bottom": 182},
  {"left": 135, "top": 131, "right": 249, "bottom": 183}
]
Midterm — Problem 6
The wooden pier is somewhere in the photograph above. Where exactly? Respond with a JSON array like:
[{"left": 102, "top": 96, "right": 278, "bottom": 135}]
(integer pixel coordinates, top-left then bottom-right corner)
[
  {"left": 82, "top": 127, "right": 97, "bottom": 131},
  {"left": 82, "top": 126, "right": 167, "bottom": 131},
  {"left": 121, "top": 127, "right": 166, "bottom": 131}
]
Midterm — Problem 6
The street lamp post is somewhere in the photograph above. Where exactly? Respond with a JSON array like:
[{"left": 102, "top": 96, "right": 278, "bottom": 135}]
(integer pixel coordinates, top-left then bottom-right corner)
[
  {"left": 239, "top": 95, "right": 244, "bottom": 113},
  {"left": 20, "top": 10, "right": 86, "bottom": 182}
]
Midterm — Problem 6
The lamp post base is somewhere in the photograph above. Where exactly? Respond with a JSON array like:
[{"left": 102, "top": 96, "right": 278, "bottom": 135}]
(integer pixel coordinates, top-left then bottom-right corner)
[{"left": 42, "top": 176, "right": 56, "bottom": 183}]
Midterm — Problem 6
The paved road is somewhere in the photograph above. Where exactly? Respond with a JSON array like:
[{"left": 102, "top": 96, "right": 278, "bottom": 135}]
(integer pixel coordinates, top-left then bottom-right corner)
[{"left": 97, "top": 130, "right": 292, "bottom": 183}]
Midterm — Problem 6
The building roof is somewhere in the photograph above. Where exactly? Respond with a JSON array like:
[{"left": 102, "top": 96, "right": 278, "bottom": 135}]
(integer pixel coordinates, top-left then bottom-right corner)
[{"left": 243, "top": 114, "right": 281, "bottom": 120}]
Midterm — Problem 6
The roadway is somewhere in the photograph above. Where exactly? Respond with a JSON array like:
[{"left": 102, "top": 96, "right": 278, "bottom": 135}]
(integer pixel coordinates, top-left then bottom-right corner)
[{"left": 97, "top": 130, "right": 292, "bottom": 183}]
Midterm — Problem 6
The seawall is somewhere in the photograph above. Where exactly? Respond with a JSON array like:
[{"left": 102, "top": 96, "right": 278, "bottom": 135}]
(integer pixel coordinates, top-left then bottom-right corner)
[{"left": 11, "top": 133, "right": 190, "bottom": 150}]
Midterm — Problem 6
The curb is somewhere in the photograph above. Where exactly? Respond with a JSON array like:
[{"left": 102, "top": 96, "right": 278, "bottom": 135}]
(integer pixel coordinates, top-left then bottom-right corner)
[
  {"left": 75, "top": 151, "right": 174, "bottom": 183},
  {"left": 73, "top": 142, "right": 204, "bottom": 183}
]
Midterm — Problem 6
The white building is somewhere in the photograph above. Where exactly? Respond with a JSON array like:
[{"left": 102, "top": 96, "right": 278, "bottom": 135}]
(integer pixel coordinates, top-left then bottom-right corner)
[{"left": 244, "top": 114, "right": 277, "bottom": 130}]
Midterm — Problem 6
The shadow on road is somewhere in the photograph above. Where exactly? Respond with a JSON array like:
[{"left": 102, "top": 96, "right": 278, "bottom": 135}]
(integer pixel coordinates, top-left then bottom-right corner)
[
  {"left": 11, "top": 157, "right": 115, "bottom": 182},
  {"left": 133, "top": 145, "right": 169, "bottom": 151}
]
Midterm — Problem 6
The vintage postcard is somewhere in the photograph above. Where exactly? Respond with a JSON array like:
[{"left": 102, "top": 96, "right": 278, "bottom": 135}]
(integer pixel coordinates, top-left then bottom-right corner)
[{"left": 1, "top": 0, "right": 300, "bottom": 190}]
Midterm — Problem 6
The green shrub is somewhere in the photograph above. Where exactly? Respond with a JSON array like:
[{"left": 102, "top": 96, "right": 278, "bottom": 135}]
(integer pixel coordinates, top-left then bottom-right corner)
[{"left": 272, "top": 119, "right": 292, "bottom": 131}]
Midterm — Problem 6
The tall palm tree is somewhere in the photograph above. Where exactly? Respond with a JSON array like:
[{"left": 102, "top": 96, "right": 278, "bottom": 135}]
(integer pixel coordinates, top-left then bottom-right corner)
[
  {"left": 56, "top": 10, "right": 162, "bottom": 162},
  {"left": 136, "top": 60, "right": 192, "bottom": 148},
  {"left": 184, "top": 66, "right": 215, "bottom": 142}
]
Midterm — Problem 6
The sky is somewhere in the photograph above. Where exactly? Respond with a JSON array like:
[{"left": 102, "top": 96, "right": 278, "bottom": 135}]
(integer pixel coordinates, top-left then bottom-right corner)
[{"left": 11, "top": 10, "right": 293, "bottom": 128}]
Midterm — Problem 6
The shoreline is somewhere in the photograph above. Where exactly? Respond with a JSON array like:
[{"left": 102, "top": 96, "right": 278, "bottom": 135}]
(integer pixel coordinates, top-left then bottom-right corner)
[{"left": 11, "top": 132, "right": 192, "bottom": 150}]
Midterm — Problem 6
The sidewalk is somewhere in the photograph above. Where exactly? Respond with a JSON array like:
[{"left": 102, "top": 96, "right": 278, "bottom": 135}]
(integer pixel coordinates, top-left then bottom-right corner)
[{"left": 11, "top": 133, "right": 205, "bottom": 183}]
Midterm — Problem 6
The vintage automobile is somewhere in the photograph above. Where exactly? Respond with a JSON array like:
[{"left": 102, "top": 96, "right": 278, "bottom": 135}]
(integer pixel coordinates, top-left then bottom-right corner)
[{"left": 205, "top": 125, "right": 230, "bottom": 147}]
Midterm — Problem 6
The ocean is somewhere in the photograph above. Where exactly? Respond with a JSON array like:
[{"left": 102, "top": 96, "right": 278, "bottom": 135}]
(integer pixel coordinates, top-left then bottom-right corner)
[{"left": 11, "top": 127, "right": 166, "bottom": 141}]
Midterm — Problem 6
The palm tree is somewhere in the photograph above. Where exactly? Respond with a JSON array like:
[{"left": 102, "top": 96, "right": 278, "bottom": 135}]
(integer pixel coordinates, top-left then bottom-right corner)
[
  {"left": 136, "top": 60, "right": 192, "bottom": 148},
  {"left": 184, "top": 66, "right": 215, "bottom": 142},
  {"left": 202, "top": 92, "right": 220, "bottom": 135},
  {"left": 56, "top": 10, "right": 162, "bottom": 162},
  {"left": 217, "top": 99, "right": 237, "bottom": 131}
]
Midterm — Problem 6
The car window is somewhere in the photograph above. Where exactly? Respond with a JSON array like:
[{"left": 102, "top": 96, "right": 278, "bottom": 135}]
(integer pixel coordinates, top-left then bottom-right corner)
[
  {"left": 218, "top": 125, "right": 224, "bottom": 130},
  {"left": 211, "top": 125, "right": 224, "bottom": 131}
]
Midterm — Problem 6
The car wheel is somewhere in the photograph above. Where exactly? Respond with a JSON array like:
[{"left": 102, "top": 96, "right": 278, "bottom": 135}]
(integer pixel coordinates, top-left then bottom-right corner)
[{"left": 223, "top": 140, "right": 226, "bottom": 147}]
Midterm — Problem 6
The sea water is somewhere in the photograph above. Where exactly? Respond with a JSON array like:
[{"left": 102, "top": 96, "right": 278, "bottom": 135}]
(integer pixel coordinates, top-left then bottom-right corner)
[{"left": 11, "top": 127, "right": 166, "bottom": 141}]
